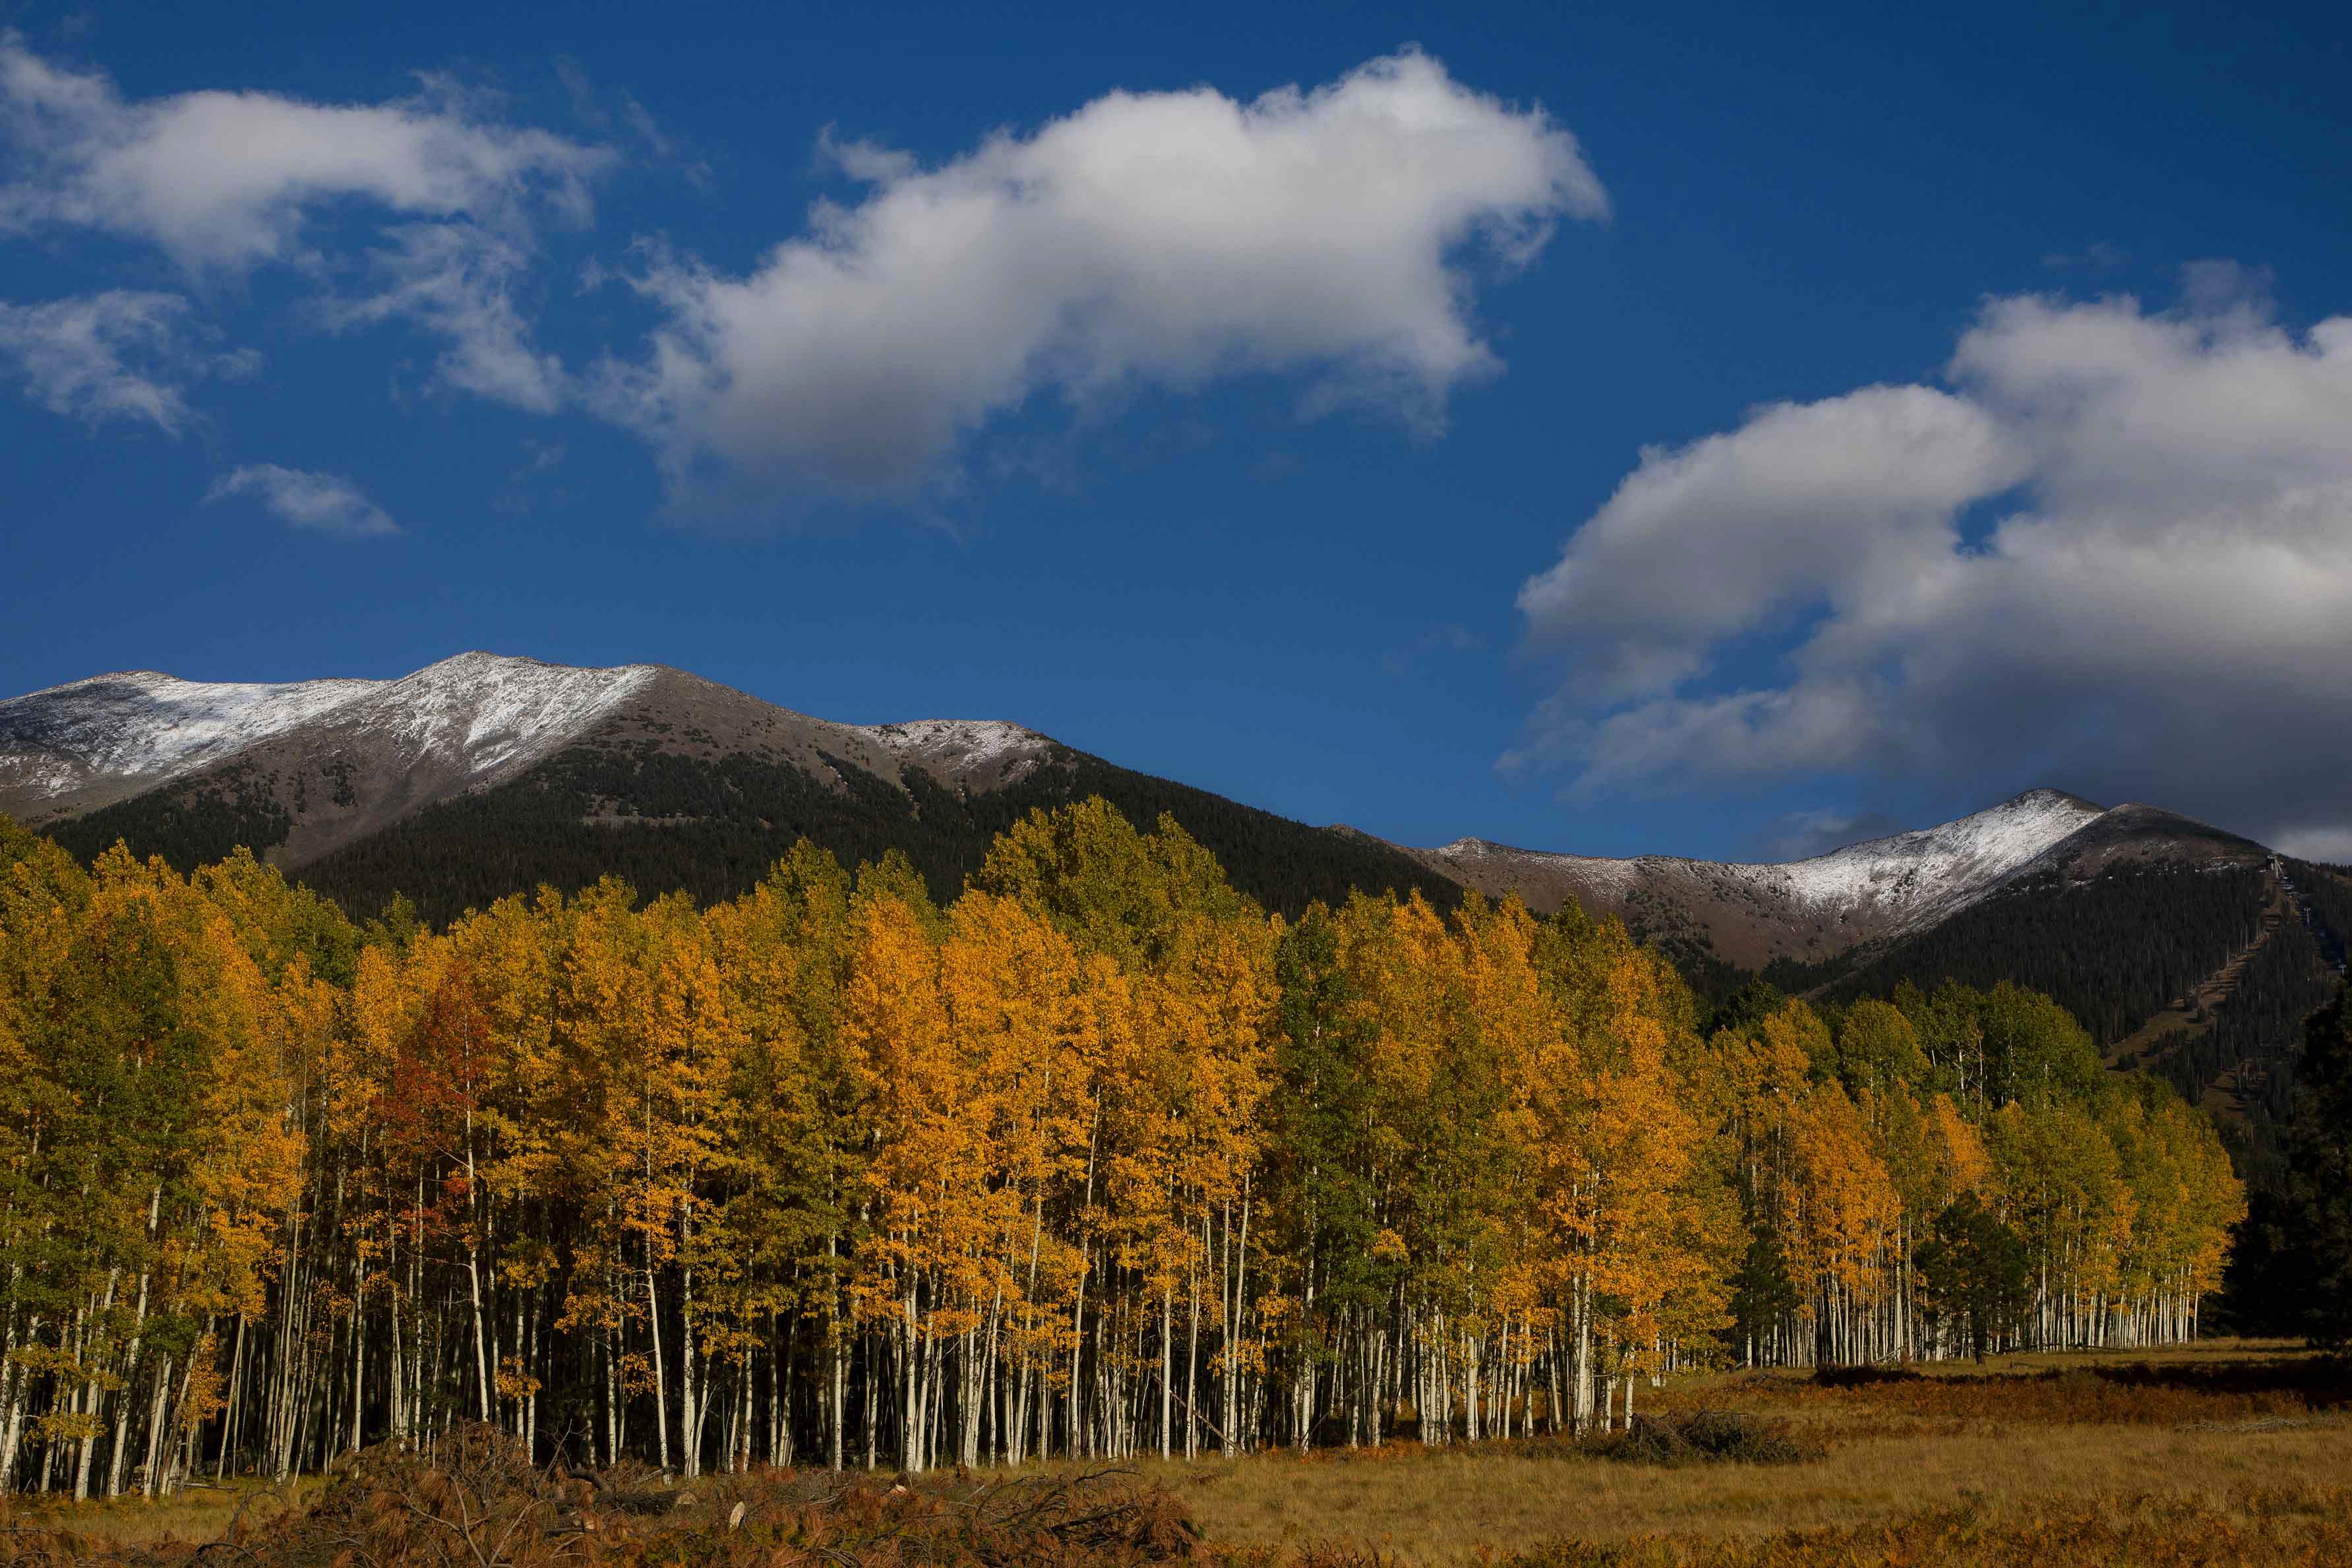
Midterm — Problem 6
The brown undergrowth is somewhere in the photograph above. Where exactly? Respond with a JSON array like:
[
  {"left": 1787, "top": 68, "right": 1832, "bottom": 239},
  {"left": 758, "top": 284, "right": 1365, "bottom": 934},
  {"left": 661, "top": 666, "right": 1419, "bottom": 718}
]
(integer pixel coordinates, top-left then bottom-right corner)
[
  {"left": 1479, "top": 1486, "right": 2352, "bottom": 1567},
  {"left": 23, "top": 1349, "right": 2352, "bottom": 1567},
  {"left": 1172, "top": 1346, "right": 2352, "bottom": 1563},
  {"left": 0, "top": 1426, "right": 1199, "bottom": 1567},
  {"left": 1654, "top": 1352, "right": 2352, "bottom": 1435},
  {"left": 1260, "top": 1411, "right": 1821, "bottom": 1470}
]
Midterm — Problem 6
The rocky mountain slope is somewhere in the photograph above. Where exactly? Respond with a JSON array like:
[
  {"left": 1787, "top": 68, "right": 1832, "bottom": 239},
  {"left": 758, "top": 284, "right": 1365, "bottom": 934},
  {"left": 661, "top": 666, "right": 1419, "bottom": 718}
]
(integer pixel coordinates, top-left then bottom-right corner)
[
  {"left": 0, "top": 669, "right": 382, "bottom": 823},
  {"left": 1405, "top": 789, "right": 2125, "bottom": 970},
  {"left": 1, "top": 653, "right": 1453, "bottom": 922}
]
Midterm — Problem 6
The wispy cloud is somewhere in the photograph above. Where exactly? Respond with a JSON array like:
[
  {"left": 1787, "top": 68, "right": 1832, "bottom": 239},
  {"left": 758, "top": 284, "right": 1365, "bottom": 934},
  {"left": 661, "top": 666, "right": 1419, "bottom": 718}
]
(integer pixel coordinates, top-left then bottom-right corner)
[
  {"left": 0, "top": 289, "right": 248, "bottom": 433},
  {"left": 2040, "top": 240, "right": 2126, "bottom": 269},
  {"left": 0, "top": 36, "right": 608, "bottom": 412},
  {"left": 0, "top": 36, "right": 608, "bottom": 268},
  {"left": 1757, "top": 808, "right": 1904, "bottom": 862},
  {"left": 206, "top": 464, "right": 400, "bottom": 538}
]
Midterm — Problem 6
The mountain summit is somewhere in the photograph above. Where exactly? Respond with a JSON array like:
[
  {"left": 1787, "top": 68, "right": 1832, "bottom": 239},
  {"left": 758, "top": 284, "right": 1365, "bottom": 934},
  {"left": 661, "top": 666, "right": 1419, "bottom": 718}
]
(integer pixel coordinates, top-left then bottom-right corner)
[
  {"left": 1406, "top": 788, "right": 2144, "bottom": 969},
  {"left": 4, "top": 653, "right": 2336, "bottom": 1127},
  {"left": 0, "top": 653, "right": 1453, "bottom": 924}
]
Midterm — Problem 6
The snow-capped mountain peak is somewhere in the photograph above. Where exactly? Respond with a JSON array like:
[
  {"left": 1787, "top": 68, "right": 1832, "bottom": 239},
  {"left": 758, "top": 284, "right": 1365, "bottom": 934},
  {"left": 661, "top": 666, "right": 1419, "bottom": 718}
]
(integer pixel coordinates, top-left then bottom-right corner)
[
  {"left": 0, "top": 653, "right": 672, "bottom": 825},
  {"left": 0, "top": 669, "right": 383, "bottom": 812},
  {"left": 332, "top": 653, "right": 661, "bottom": 779},
  {"left": 1731, "top": 789, "right": 2107, "bottom": 917},
  {"left": 1410, "top": 789, "right": 2116, "bottom": 969}
]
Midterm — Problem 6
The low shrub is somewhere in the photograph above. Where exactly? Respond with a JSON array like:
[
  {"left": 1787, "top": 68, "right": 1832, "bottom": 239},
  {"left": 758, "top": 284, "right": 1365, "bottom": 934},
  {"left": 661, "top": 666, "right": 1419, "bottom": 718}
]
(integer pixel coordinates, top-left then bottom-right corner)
[
  {"left": 1587, "top": 1410, "right": 1820, "bottom": 1468},
  {"left": 0, "top": 1424, "right": 1203, "bottom": 1567},
  {"left": 1668, "top": 1355, "right": 2352, "bottom": 1430}
]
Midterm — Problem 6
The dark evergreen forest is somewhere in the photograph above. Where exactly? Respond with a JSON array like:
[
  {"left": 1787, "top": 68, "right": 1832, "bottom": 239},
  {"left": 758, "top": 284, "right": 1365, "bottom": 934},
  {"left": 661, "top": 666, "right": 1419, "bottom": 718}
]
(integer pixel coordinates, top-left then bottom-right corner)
[
  {"left": 1829, "top": 866, "right": 2270, "bottom": 1044},
  {"left": 49, "top": 758, "right": 293, "bottom": 872},
  {"left": 141, "top": 741, "right": 1468, "bottom": 926}
]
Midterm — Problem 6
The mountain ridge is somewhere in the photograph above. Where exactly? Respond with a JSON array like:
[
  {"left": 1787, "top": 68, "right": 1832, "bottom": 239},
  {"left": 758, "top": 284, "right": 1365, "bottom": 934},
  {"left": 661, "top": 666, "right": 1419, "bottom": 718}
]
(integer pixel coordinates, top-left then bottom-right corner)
[
  {"left": 0, "top": 656, "right": 2285, "bottom": 955},
  {"left": 1, "top": 652, "right": 1459, "bottom": 924},
  {"left": 1394, "top": 787, "right": 2211, "bottom": 971},
  {"left": 7, "top": 651, "right": 2342, "bottom": 1136}
]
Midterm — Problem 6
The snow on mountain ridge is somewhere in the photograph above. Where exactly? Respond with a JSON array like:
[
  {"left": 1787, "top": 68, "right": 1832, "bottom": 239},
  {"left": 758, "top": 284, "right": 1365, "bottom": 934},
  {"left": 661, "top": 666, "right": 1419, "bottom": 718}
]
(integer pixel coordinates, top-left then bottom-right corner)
[
  {"left": 1720, "top": 789, "right": 2105, "bottom": 924},
  {"left": 1428, "top": 790, "right": 2107, "bottom": 933},
  {"left": 330, "top": 653, "right": 661, "bottom": 780},
  {"left": 860, "top": 717, "right": 1060, "bottom": 787},
  {"left": 0, "top": 654, "right": 669, "bottom": 813},
  {"left": 0, "top": 669, "right": 384, "bottom": 795},
  {"left": 862, "top": 718, "right": 1052, "bottom": 766},
  {"left": 0, "top": 656, "right": 1070, "bottom": 818}
]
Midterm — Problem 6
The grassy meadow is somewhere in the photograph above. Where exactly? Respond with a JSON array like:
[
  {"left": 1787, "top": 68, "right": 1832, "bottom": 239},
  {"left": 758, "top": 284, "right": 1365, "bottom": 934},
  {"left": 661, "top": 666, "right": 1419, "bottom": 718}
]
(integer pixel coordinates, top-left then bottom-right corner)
[{"left": 18, "top": 1339, "right": 2351, "bottom": 1566}]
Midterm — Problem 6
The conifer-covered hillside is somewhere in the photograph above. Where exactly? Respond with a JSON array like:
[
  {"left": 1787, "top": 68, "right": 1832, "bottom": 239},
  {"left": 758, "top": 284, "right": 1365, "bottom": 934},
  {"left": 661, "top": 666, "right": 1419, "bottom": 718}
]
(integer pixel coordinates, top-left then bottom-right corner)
[
  {"left": 280, "top": 735, "right": 1464, "bottom": 925},
  {"left": 1822, "top": 855, "right": 2351, "bottom": 1176}
]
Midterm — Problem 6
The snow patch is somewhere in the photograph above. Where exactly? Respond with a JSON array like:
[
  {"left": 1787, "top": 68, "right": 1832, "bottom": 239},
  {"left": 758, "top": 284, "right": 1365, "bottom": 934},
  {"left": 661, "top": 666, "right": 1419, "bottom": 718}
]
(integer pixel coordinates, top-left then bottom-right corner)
[
  {"left": 861, "top": 718, "right": 1054, "bottom": 771},
  {"left": 0, "top": 669, "right": 382, "bottom": 794},
  {"left": 1741, "top": 789, "right": 2106, "bottom": 917},
  {"left": 0, "top": 653, "right": 661, "bottom": 805},
  {"left": 1429, "top": 790, "right": 2109, "bottom": 933},
  {"left": 335, "top": 652, "right": 659, "bottom": 778}
]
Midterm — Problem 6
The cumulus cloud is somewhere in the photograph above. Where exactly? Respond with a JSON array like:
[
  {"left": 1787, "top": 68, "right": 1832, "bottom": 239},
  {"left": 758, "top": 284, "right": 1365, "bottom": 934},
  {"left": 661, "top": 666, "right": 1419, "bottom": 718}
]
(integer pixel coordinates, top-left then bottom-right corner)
[
  {"left": 0, "top": 38, "right": 605, "bottom": 266},
  {"left": 206, "top": 464, "right": 400, "bottom": 537},
  {"left": 595, "top": 50, "right": 1604, "bottom": 497},
  {"left": 0, "top": 289, "right": 249, "bottom": 432},
  {"left": 0, "top": 37, "right": 606, "bottom": 409},
  {"left": 1515, "top": 275, "right": 2352, "bottom": 847}
]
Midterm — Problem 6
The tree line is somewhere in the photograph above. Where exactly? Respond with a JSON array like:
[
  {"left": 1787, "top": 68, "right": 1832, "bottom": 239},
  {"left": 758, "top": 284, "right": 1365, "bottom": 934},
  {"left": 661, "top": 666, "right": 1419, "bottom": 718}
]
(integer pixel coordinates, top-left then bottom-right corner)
[
  {"left": 57, "top": 734, "right": 1462, "bottom": 932},
  {"left": 0, "top": 801, "right": 2241, "bottom": 1498}
]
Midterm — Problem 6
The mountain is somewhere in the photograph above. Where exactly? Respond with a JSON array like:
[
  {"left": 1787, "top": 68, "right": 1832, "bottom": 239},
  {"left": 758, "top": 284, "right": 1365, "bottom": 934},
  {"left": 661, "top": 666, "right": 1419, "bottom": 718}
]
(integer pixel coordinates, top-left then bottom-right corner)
[
  {"left": 7, "top": 653, "right": 2345, "bottom": 1135},
  {"left": 1404, "top": 789, "right": 2115, "bottom": 971},
  {"left": 0, "top": 653, "right": 1459, "bottom": 924},
  {"left": 1392, "top": 792, "right": 2346, "bottom": 1143},
  {"left": 0, "top": 669, "right": 384, "bottom": 824}
]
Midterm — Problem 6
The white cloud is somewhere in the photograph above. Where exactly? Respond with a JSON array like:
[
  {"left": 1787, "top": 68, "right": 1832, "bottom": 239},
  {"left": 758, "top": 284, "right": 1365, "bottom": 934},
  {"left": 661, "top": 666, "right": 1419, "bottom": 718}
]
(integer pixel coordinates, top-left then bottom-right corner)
[
  {"left": 1, "top": 44, "right": 1592, "bottom": 504},
  {"left": 206, "top": 464, "right": 400, "bottom": 538},
  {"left": 0, "top": 39, "right": 606, "bottom": 268},
  {"left": 0, "top": 289, "right": 247, "bottom": 432},
  {"left": 595, "top": 49, "right": 1604, "bottom": 497},
  {"left": 1515, "top": 277, "right": 2352, "bottom": 847},
  {"left": 328, "top": 222, "right": 566, "bottom": 411},
  {"left": 0, "top": 37, "right": 606, "bottom": 410}
]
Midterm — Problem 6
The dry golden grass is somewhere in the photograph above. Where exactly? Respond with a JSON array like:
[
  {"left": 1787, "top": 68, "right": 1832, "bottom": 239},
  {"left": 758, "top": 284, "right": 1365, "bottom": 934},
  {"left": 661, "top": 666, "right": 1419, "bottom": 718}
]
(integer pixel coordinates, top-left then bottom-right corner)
[
  {"left": 1148, "top": 1339, "right": 2352, "bottom": 1565},
  {"left": 1159, "top": 1417, "right": 2352, "bottom": 1563},
  {"left": 5, "top": 1474, "right": 322, "bottom": 1549},
  {"left": 20, "top": 1341, "right": 2351, "bottom": 1567},
  {"left": 1482, "top": 1487, "right": 2352, "bottom": 1567}
]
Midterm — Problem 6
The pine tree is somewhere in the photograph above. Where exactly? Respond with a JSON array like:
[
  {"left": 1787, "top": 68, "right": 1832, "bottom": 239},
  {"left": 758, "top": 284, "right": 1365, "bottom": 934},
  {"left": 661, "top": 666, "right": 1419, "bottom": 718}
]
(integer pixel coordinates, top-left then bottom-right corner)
[{"left": 2277, "top": 979, "right": 2352, "bottom": 1344}]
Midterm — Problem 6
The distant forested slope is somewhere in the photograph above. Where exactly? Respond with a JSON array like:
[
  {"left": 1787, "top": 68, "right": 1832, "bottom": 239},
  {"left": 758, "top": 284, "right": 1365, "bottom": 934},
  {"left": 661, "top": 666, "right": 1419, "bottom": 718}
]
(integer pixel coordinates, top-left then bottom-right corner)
[
  {"left": 293, "top": 739, "right": 1461, "bottom": 926},
  {"left": 1828, "top": 864, "right": 2270, "bottom": 1044}
]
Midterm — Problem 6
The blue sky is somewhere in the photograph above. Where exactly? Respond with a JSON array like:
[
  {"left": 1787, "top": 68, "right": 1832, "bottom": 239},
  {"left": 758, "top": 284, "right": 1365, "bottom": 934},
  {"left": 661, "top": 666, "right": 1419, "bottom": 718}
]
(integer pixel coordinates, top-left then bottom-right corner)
[{"left": 5, "top": 0, "right": 2350, "bottom": 862}]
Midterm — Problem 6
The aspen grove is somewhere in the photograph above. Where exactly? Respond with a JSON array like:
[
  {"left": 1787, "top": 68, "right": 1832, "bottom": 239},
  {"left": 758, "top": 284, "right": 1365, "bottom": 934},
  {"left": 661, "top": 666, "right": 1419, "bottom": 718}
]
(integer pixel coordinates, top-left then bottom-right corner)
[{"left": 0, "top": 800, "right": 2241, "bottom": 1495}]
